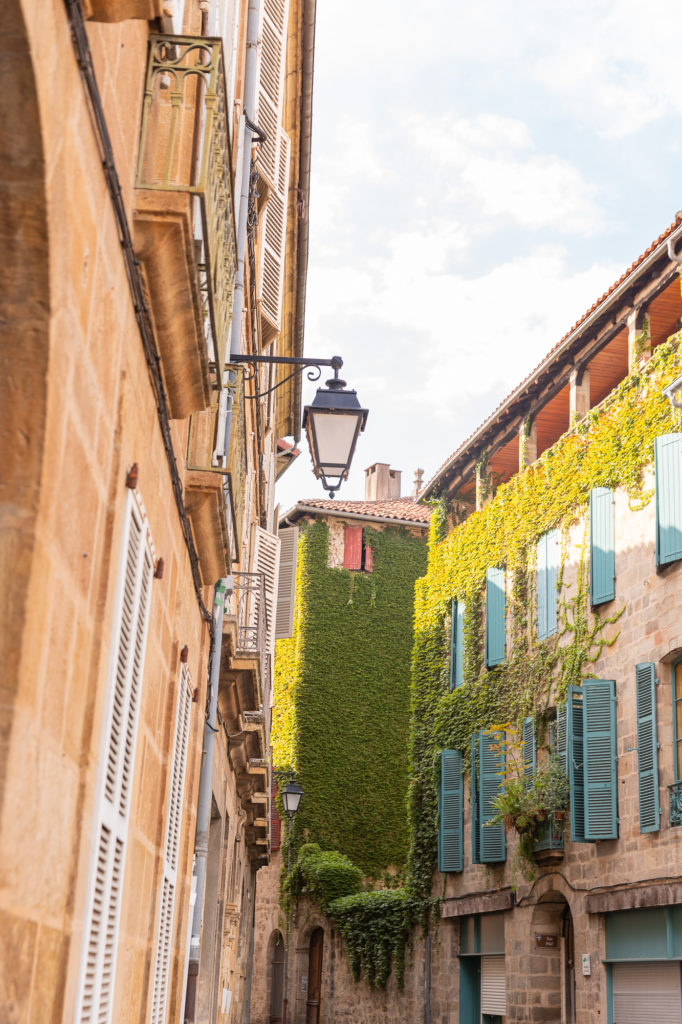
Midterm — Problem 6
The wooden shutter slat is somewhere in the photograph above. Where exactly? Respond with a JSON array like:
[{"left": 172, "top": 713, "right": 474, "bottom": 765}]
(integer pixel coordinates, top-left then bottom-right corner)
[
  {"left": 537, "top": 532, "right": 548, "bottom": 639},
  {"left": 438, "top": 750, "right": 463, "bottom": 872},
  {"left": 485, "top": 567, "right": 506, "bottom": 667},
  {"left": 449, "top": 600, "right": 465, "bottom": 691},
  {"left": 537, "top": 530, "right": 559, "bottom": 639},
  {"left": 253, "top": 525, "right": 281, "bottom": 655},
  {"left": 655, "top": 433, "right": 682, "bottom": 567},
  {"left": 522, "top": 717, "right": 536, "bottom": 786},
  {"left": 479, "top": 731, "right": 506, "bottom": 863},
  {"left": 471, "top": 732, "right": 480, "bottom": 865},
  {"left": 636, "top": 662, "right": 660, "bottom": 833},
  {"left": 566, "top": 686, "right": 586, "bottom": 843},
  {"left": 590, "top": 487, "right": 616, "bottom": 605},
  {"left": 275, "top": 527, "right": 299, "bottom": 640},
  {"left": 344, "top": 525, "right": 363, "bottom": 570},
  {"left": 583, "top": 678, "right": 618, "bottom": 840}
]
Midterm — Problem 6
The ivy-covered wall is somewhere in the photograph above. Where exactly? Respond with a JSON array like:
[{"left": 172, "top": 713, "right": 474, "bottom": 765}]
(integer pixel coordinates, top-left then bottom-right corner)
[
  {"left": 407, "top": 333, "right": 682, "bottom": 899},
  {"left": 272, "top": 516, "right": 428, "bottom": 877}
]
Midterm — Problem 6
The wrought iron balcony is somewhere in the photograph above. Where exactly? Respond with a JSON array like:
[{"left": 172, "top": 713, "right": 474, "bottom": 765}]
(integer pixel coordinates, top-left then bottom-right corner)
[
  {"left": 233, "top": 572, "right": 267, "bottom": 665},
  {"left": 137, "top": 34, "right": 237, "bottom": 384},
  {"left": 669, "top": 780, "right": 682, "bottom": 827},
  {"left": 533, "top": 815, "right": 565, "bottom": 855}
]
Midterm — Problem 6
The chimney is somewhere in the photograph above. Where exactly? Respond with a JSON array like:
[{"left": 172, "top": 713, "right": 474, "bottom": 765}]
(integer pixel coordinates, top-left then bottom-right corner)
[
  {"left": 412, "top": 468, "right": 424, "bottom": 497},
  {"left": 364, "top": 463, "right": 401, "bottom": 501}
]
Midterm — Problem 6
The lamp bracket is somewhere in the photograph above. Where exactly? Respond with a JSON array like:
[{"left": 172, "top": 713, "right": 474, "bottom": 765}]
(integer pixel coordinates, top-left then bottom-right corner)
[{"left": 231, "top": 354, "right": 345, "bottom": 399}]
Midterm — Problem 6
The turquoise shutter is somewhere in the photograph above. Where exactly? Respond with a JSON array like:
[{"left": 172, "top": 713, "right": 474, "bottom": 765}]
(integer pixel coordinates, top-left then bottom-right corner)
[
  {"left": 655, "top": 434, "right": 682, "bottom": 567},
  {"left": 449, "top": 600, "right": 465, "bottom": 690},
  {"left": 635, "top": 663, "right": 660, "bottom": 834},
  {"left": 523, "top": 717, "right": 536, "bottom": 786},
  {"left": 439, "top": 750, "right": 464, "bottom": 872},
  {"left": 583, "top": 679, "right": 618, "bottom": 841},
  {"left": 479, "top": 731, "right": 506, "bottom": 863},
  {"left": 537, "top": 533, "right": 548, "bottom": 639},
  {"left": 590, "top": 487, "right": 615, "bottom": 605},
  {"left": 485, "top": 567, "right": 506, "bottom": 667},
  {"left": 566, "top": 687, "right": 586, "bottom": 843},
  {"left": 471, "top": 732, "right": 480, "bottom": 864},
  {"left": 556, "top": 704, "right": 567, "bottom": 764}
]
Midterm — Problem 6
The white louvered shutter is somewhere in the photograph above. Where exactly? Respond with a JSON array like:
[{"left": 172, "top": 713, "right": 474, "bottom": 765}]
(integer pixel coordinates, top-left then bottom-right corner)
[
  {"left": 612, "top": 962, "right": 682, "bottom": 1023},
  {"left": 275, "top": 527, "right": 298, "bottom": 640},
  {"left": 480, "top": 955, "right": 506, "bottom": 1016},
  {"left": 76, "top": 494, "right": 154, "bottom": 1024},
  {"left": 256, "top": 0, "right": 291, "bottom": 340},
  {"left": 149, "top": 664, "right": 193, "bottom": 1024},
  {"left": 252, "top": 525, "right": 281, "bottom": 654}
]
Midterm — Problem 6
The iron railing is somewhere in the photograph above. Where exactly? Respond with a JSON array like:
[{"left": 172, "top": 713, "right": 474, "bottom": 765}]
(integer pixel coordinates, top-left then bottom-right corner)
[
  {"left": 137, "top": 34, "right": 237, "bottom": 382},
  {"left": 669, "top": 781, "right": 682, "bottom": 827},
  {"left": 533, "top": 816, "right": 565, "bottom": 854},
  {"left": 233, "top": 572, "right": 267, "bottom": 665}
]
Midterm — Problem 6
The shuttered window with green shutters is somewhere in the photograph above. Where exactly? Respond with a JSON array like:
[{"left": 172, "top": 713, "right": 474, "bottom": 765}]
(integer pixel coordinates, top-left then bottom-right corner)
[
  {"left": 449, "top": 599, "right": 465, "bottom": 691},
  {"left": 655, "top": 433, "right": 682, "bottom": 567},
  {"left": 479, "top": 731, "right": 506, "bottom": 863},
  {"left": 636, "top": 662, "right": 660, "bottom": 833},
  {"left": 564, "top": 688, "right": 587, "bottom": 842},
  {"left": 523, "top": 717, "right": 536, "bottom": 786},
  {"left": 438, "top": 750, "right": 464, "bottom": 872},
  {"left": 485, "top": 567, "right": 506, "bottom": 668},
  {"left": 590, "top": 487, "right": 615, "bottom": 606},
  {"left": 537, "top": 530, "right": 559, "bottom": 640},
  {"left": 583, "top": 678, "right": 618, "bottom": 841}
]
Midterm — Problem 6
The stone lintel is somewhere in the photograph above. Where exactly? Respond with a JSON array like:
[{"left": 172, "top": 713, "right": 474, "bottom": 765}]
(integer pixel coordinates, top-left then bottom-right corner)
[
  {"left": 586, "top": 880, "right": 682, "bottom": 914},
  {"left": 441, "top": 890, "right": 514, "bottom": 919}
]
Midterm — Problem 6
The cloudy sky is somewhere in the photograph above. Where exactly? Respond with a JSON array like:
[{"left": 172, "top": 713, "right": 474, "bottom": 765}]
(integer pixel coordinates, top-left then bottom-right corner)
[{"left": 276, "top": 0, "right": 682, "bottom": 513}]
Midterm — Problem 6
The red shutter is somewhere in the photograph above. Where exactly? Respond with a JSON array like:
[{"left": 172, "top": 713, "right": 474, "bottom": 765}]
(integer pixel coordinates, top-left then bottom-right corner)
[
  {"left": 271, "top": 778, "right": 281, "bottom": 852},
  {"left": 344, "top": 525, "right": 363, "bottom": 570},
  {"left": 363, "top": 535, "right": 374, "bottom": 572}
]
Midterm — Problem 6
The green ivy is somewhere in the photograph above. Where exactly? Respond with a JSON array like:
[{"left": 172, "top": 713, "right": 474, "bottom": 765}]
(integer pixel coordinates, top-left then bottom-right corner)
[{"left": 284, "top": 843, "right": 363, "bottom": 912}]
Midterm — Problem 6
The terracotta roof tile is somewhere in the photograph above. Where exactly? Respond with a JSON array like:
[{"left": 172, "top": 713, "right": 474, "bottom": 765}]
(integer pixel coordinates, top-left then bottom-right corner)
[
  {"left": 288, "top": 497, "right": 432, "bottom": 524},
  {"left": 422, "top": 213, "right": 682, "bottom": 497}
]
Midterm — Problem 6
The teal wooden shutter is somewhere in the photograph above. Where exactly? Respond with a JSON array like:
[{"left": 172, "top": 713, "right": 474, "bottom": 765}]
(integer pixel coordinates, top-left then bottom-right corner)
[
  {"left": 471, "top": 732, "right": 480, "bottom": 864},
  {"left": 583, "top": 678, "right": 618, "bottom": 841},
  {"left": 439, "top": 750, "right": 464, "bottom": 872},
  {"left": 636, "top": 663, "right": 660, "bottom": 834},
  {"left": 655, "top": 434, "right": 682, "bottom": 567},
  {"left": 590, "top": 487, "right": 615, "bottom": 605},
  {"left": 479, "top": 731, "right": 506, "bottom": 863},
  {"left": 566, "top": 687, "right": 586, "bottom": 842},
  {"left": 523, "top": 717, "right": 536, "bottom": 786},
  {"left": 449, "top": 600, "right": 465, "bottom": 691},
  {"left": 556, "top": 704, "right": 567, "bottom": 765},
  {"left": 538, "top": 530, "right": 559, "bottom": 639},
  {"left": 485, "top": 567, "right": 506, "bottom": 667}
]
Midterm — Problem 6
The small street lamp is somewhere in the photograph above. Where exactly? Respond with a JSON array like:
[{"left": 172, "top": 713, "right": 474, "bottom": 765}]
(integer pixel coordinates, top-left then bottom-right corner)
[
  {"left": 302, "top": 361, "right": 368, "bottom": 498},
  {"left": 279, "top": 777, "right": 303, "bottom": 1024}
]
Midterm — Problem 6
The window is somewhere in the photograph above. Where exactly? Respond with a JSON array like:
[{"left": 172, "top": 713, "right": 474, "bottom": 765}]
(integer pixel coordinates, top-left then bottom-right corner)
[
  {"left": 438, "top": 750, "right": 463, "bottom": 872},
  {"left": 450, "top": 599, "right": 465, "bottom": 690},
  {"left": 485, "top": 567, "right": 506, "bottom": 668},
  {"left": 560, "top": 679, "right": 617, "bottom": 843},
  {"left": 75, "top": 493, "right": 154, "bottom": 1024},
  {"left": 655, "top": 433, "right": 682, "bottom": 568},
  {"left": 590, "top": 487, "right": 615, "bottom": 605},
  {"left": 537, "top": 529, "right": 559, "bottom": 639},
  {"left": 471, "top": 730, "right": 506, "bottom": 864},
  {"left": 343, "top": 524, "right": 374, "bottom": 571},
  {"left": 150, "top": 663, "right": 194, "bottom": 1024},
  {"left": 460, "top": 913, "right": 507, "bottom": 1023}
]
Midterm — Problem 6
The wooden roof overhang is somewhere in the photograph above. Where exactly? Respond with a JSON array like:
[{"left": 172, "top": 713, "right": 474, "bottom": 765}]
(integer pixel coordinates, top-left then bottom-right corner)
[{"left": 421, "top": 223, "right": 682, "bottom": 502}]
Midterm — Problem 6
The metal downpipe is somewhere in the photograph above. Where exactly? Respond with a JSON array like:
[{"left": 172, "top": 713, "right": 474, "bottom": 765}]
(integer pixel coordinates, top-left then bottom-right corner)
[{"left": 184, "top": 578, "right": 229, "bottom": 1021}]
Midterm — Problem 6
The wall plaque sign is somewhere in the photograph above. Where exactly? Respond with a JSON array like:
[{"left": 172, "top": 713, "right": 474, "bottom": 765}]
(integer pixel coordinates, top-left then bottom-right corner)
[{"left": 535, "top": 933, "right": 558, "bottom": 948}]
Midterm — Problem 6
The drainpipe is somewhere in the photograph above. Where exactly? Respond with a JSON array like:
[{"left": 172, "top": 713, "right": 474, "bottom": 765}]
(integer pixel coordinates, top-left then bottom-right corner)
[
  {"left": 242, "top": 866, "right": 258, "bottom": 1024},
  {"left": 184, "top": 578, "right": 230, "bottom": 1021},
  {"left": 424, "top": 923, "right": 431, "bottom": 1024},
  {"left": 230, "top": 0, "right": 261, "bottom": 359}
]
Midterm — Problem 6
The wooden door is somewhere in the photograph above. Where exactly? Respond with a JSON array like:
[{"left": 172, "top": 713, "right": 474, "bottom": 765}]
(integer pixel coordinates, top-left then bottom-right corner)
[{"left": 306, "top": 928, "right": 324, "bottom": 1024}]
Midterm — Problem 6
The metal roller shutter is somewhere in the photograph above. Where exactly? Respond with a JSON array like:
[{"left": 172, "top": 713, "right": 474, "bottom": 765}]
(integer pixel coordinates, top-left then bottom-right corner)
[
  {"left": 480, "top": 954, "right": 506, "bottom": 1016},
  {"left": 612, "top": 961, "right": 682, "bottom": 1023}
]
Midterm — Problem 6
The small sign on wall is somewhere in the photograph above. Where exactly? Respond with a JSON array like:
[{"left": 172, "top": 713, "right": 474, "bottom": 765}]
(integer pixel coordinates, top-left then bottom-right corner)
[
  {"left": 582, "top": 954, "right": 591, "bottom": 976},
  {"left": 535, "top": 933, "right": 558, "bottom": 948},
  {"left": 301, "top": 975, "right": 308, "bottom": 993}
]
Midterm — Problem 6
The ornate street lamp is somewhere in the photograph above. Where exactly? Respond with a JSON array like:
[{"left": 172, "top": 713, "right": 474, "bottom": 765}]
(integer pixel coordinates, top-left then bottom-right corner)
[
  {"left": 281, "top": 779, "right": 304, "bottom": 818},
  {"left": 231, "top": 353, "right": 368, "bottom": 498}
]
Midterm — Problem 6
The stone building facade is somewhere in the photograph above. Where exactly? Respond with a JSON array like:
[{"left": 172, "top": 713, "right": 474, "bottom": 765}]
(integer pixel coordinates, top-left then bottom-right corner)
[{"left": 0, "top": 1, "right": 315, "bottom": 1022}]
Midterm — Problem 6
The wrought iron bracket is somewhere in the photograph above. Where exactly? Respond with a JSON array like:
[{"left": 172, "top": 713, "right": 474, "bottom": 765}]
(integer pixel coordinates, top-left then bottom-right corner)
[{"left": 231, "top": 354, "right": 345, "bottom": 399}]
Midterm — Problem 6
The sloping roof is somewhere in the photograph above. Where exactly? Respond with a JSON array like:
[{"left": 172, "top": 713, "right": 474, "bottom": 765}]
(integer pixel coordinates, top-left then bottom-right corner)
[
  {"left": 282, "top": 496, "right": 432, "bottom": 526},
  {"left": 421, "top": 213, "right": 682, "bottom": 499}
]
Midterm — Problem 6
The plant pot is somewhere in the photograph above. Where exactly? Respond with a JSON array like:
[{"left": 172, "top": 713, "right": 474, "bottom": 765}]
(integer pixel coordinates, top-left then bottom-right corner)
[{"left": 553, "top": 810, "right": 566, "bottom": 822}]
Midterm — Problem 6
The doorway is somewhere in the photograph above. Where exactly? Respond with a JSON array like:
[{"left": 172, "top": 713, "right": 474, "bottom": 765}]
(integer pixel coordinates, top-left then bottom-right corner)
[
  {"left": 306, "top": 927, "right": 324, "bottom": 1024},
  {"left": 269, "top": 930, "right": 285, "bottom": 1024}
]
